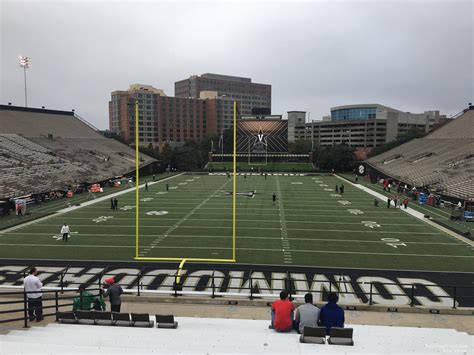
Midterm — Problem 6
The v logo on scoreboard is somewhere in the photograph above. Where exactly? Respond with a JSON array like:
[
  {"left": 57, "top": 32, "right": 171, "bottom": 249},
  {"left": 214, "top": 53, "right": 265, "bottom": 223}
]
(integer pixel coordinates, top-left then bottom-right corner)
[{"left": 257, "top": 128, "right": 264, "bottom": 142}]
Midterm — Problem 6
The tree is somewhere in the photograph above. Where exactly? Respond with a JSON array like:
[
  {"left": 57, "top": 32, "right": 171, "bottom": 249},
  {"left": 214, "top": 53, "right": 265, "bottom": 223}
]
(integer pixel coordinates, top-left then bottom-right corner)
[
  {"left": 316, "top": 144, "right": 355, "bottom": 171},
  {"left": 221, "top": 127, "right": 234, "bottom": 154},
  {"left": 288, "top": 140, "right": 312, "bottom": 154}
]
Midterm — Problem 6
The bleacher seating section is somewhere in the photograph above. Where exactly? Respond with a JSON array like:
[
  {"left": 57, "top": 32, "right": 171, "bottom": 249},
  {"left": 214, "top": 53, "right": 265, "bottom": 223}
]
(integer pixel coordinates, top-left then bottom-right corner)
[
  {"left": 367, "top": 109, "right": 474, "bottom": 200},
  {"left": 0, "top": 106, "right": 154, "bottom": 199}
]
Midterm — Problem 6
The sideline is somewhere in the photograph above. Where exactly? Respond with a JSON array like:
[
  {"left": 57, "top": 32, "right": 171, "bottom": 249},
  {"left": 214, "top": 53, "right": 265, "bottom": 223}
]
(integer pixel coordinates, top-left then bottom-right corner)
[
  {"left": 0, "top": 173, "right": 184, "bottom": 235},
  {"left": 334, "top": 174, "right": 474, "bottom": 247}
]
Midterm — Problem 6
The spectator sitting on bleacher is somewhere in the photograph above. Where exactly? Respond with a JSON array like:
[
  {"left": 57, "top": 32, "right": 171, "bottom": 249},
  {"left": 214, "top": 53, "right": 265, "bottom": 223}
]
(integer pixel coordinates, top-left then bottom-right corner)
[
  {"left": 319, "top": 292, "right": 345, "bottom": 335},
  {"left": 294, "top": 293, "right": 320, "bottom": 334},
  {"left": 73, "top": 284, "right": 105, "bottom": 312},
  {"left": 270, "top": 290, "right": 295, "bottom": 332}
]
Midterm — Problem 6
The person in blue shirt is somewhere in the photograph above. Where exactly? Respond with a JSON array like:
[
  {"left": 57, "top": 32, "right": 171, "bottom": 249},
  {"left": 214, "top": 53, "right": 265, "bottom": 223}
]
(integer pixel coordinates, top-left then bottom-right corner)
[{"left": 319, "top": 292, "right": 345, "bottom": 335}]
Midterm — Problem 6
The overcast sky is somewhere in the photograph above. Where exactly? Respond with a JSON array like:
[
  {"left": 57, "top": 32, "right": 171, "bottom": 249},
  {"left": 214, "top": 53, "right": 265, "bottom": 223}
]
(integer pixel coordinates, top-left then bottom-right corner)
[{"left": 1, "top": 0, "right": 472, "bottom": 129}]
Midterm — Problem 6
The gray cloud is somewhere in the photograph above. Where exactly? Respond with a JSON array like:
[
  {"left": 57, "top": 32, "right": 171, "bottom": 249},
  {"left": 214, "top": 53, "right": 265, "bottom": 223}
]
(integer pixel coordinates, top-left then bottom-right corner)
[{"left": 1, "top": 0, "right": 472, "bottom": 129}]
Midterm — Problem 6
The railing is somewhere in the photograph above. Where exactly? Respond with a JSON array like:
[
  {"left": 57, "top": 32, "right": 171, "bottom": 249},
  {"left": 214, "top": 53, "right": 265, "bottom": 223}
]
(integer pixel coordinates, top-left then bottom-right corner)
[
  {"left": 0, "top": 288, "right": 101, "bottom": 328},
  {"left": 0, "top": 267, "right": 472, "bottom": 326}
]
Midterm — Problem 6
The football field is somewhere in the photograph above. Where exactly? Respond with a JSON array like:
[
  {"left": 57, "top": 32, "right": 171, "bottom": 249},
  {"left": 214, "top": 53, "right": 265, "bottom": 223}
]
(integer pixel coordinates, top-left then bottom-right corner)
[{"left": 0, "top": 174, "right": 472, "bottom": 272}]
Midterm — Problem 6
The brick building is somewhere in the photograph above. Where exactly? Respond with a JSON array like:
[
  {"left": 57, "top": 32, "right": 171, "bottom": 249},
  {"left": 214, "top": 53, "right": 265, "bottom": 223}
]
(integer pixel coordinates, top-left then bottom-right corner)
[
  {"left": 109, "top": 84, "right": 223, "bottom": 149},
  {"left": 175, "top": 73, "right": 271, "bottom": 118}
]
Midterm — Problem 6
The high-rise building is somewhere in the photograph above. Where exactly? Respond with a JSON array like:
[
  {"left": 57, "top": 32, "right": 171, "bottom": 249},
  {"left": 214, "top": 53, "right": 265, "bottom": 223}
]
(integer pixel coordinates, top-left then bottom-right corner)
[
  {"left": 109, "top": 84, "right": 222, "bottom": 149},
  {"left": 175, "top": 73, "right": 271, "bottom": 117}
]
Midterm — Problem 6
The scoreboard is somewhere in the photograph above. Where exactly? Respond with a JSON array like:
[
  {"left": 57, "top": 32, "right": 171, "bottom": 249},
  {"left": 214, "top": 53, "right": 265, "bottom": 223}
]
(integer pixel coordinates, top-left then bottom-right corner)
[{"left": 236, "top": 118, "right": 288, "bottom": 153}]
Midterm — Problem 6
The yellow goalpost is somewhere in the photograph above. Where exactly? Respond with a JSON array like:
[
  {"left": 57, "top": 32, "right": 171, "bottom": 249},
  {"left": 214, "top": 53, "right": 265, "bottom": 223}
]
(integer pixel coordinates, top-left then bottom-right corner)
[{"left": 134, "top": 100, "right": 238, "bottom": 267}]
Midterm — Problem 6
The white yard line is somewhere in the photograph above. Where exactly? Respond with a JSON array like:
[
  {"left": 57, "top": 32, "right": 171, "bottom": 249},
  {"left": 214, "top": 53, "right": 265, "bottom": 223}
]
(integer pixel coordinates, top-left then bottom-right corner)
[
  {"left": 4, "top": 232, "right": 464, "bottom": 245},
  {"left": 276, "top": 176, "right": 292, "bottom": 264},
  {"left": 0, "top": 174, "right": 184, "bottom": 236},
  {"left": 0, "top": 242, "right": 471, "bottom": 258},
  {"left": 334, "top": 175, "right": 474, "bottom": 247},
  {"left": 22, "top": 223, "right": 445, "bottom": 234}
]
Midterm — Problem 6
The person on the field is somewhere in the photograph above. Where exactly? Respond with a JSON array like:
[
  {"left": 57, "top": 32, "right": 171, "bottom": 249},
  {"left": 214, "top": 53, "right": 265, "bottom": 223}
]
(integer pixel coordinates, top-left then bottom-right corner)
[
  {"left": 270, "top": 290, "right": 295, "bottom": 332},
  {"left": 294, "top": 293, "right": 320, "bottom": 334},
  {"left": 272, "top": 193, "right": 277, "bottom": 204},
  {"left": 16, "top": 203, "right": 23, "bottom": 217},
  {"left": 264, "top": 173, "right": 267, "bottom": 180},
  {"left": 340, "top": 184, "right": 344, "bottom": 194},
  {"left": 319, "top": 292, "right": 345, "bottom": 335},
  {"left": 374, "top": 198, "right": 379, "bottom": 207},
  {"left": 110, "top": 198, "right": 114, "bottom": 210},
  {"left": 387, "top": 197, "right": 391, "bottom": 208},
  {"left": 113, "top": 198, "right": 118, "bottom": 210},
  {"left": 403, "top": 198, "right": 409, "bottom": 209},
  {"left": 153, "top": 174, "right": 156, "bottom": 181},
  {"left": 166, "top": 183, "right": 169, "bottom": 192},
  {"left": 145, "top": 182, "right": 148, "bottom": 192},
  {"left": 60, "top": 223, "right": 70, "bottom": 242},
  {"left": 335, "top": 185, "right": 339, "bottom": 194}
]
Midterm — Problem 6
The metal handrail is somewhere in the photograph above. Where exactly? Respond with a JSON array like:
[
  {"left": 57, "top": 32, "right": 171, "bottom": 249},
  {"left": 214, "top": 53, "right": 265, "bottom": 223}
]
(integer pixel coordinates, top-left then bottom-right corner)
[{"left": 0, "top": 287, "right": 102, "bottom": 328}]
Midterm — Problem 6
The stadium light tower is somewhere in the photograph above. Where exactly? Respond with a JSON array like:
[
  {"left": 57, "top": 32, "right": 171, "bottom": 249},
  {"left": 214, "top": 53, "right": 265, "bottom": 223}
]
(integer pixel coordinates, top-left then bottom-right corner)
[{"left": 18, "top": 55, "right": 31, "bottom": 107}]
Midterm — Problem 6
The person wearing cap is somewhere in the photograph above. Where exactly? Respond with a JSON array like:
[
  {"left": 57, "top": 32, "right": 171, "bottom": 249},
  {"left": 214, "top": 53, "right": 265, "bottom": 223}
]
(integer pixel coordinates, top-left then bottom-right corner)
[{"left": 102, "top": 277, "right": 123, "bottom": 312}]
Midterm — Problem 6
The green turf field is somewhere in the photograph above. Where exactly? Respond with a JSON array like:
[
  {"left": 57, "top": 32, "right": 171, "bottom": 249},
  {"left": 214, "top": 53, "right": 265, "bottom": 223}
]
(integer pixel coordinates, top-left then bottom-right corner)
[{"left": 0, "top": 174, "right": 472, "bottom": 272}]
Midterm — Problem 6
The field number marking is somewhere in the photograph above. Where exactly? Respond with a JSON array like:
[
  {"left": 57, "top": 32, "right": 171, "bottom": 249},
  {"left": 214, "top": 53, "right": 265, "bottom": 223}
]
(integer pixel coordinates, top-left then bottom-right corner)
[
  {"left": 52, "top": 231, "right": 78, "bottom": 240},
  {"left": 338, "top": 200, "right": 351, "bottom": 205},
  {"left": 362, "top": 221, "right": 381, "bottom": 229},
  {"left": 331, "top": 194, "right": 342, "bottom": 198},
  {"left": 348, "top": 209, "right": 364, "bottom": 215},
  {"left": 92, "top": 216, "right": 114, "bottom": 223},
  {"left": 140, "top": 197, "right": 154, "bottom": 202},
  {"left": 146, "top": 211, "right": 169, "bottom": 216},
  {"left": 120, "top": 205, "right": 135, "bottom": 211},
  {"left": 381, "top": 237, "right": 407, "bottom": 248}
]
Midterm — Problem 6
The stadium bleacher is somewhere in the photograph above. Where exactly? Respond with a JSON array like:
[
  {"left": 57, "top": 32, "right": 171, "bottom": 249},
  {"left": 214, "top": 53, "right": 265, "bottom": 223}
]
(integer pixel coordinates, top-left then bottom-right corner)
[
  {"left": 366, "top": 108, "right": 474, "bottom": 200},
  {"left": 0, "top": 105, "right": 154, "bottom": 199}
]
